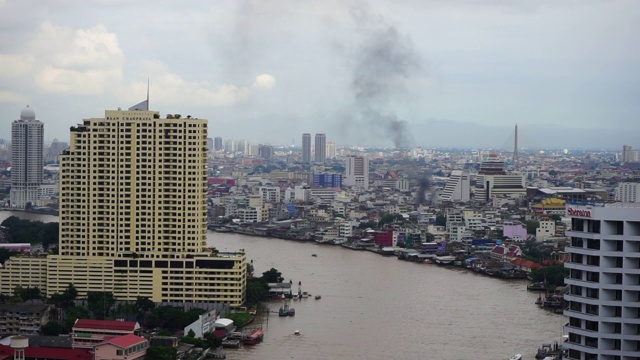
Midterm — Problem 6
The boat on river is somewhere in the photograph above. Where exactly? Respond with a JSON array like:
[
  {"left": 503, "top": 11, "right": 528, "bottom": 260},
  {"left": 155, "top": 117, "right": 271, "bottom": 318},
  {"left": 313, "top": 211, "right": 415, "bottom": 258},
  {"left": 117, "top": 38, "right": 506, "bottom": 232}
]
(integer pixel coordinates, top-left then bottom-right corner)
[
  {"left": 509, "top": 354, "right": 522, "bottom": 360},
  {"left": 279, "top": 304, "right": 295, "bottom": 316},
  {"left": 243, "top": 328, "right": 264, "bottom": 345}
]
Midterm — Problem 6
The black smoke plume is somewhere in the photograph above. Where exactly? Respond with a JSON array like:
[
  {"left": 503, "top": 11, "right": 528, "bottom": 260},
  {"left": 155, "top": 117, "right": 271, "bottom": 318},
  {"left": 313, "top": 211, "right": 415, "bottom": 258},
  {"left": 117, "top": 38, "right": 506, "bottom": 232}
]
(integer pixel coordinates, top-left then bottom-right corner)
[{"left": 348, "top": 5, "right": 424, "bottom": 148}]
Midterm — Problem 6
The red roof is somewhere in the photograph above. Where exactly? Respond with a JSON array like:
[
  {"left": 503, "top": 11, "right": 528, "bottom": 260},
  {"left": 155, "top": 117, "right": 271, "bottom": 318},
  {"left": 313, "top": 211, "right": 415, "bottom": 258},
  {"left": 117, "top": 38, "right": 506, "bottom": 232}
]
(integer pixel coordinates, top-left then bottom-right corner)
[
  {"left": 0, "top": 345, "right": 92, "bottom": 360},
  {"left": 74, "top": 319, "right": 138, "bottom": 331},
  {"left": 99, "top": 334, "right": 147, "bottom": 348}
]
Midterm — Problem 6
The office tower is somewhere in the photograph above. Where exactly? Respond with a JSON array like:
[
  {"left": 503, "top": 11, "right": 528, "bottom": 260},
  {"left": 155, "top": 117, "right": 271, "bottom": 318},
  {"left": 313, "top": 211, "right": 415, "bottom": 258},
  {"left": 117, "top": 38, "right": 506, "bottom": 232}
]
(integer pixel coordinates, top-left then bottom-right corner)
[
  {"left": 214, "top": 136, "right": 223, "bottom": 151},
  {"left": 314, "top": 133, "right": 326, "bottom": 163},
  {"left": 207, "top": 138, "right": 214, "bottom": 151},
  {"left": 326, "top": 141, "right": 336, "bottom": 160},
  {"left": 302, "top": 133, "right": 311, "bottom": 163},
  {"left": 344, "top": 155, "right": 369, "bottom": 190},
  {"left": 10, "top": 105, "right": 44, "bottom": 208},
  {"left": 0, "top": 108, "right": 247, "bottom": 306},
  {"left": 259, "top": 144, "right": 273, "bottom": 160},
  {"left": 564, "top": 203, "right": 640, "bottom": 360}
]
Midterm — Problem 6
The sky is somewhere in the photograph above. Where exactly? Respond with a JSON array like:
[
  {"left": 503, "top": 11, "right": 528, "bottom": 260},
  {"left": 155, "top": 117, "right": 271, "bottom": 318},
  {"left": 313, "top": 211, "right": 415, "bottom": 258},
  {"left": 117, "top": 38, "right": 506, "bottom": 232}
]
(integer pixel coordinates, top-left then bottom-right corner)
[{"left": 0, "top": 0, "right": 638, "bottom": 150}]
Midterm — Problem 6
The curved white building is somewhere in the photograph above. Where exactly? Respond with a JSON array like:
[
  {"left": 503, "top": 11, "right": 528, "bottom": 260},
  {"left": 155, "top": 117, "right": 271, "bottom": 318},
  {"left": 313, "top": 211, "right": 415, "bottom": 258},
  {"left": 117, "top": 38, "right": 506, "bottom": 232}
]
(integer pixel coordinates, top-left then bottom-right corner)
[{"left": 564, "top": 203, "right": 640, "bottom": 360}]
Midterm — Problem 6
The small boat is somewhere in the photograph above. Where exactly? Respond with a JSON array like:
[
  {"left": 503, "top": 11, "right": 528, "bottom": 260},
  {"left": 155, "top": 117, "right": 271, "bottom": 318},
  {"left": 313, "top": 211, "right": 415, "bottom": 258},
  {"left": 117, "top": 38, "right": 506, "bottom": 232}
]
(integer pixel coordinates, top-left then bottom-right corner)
[
  {"left": 279, "top": 304, "right": 295, "bottom": 316},
  {"left": 311, "top": 254, "right": 317, "bottom": 257},
  {"left": 535, "top": 294, "right": 543, "bottom": 305},
  {"left": 243, "top": 328, "right": 264, "bottom": 345},
  {"left": 509, "top": 354, "right": 523, "bottom": 360},
  {"left": 294, "top": 329, "right": 301, "bottom": 336},
  {"left": 301, "top": 291, "right": 309, "bottom": 298},
  {"left": 315, "top": 295, "right": 321, "bottom": 300}
]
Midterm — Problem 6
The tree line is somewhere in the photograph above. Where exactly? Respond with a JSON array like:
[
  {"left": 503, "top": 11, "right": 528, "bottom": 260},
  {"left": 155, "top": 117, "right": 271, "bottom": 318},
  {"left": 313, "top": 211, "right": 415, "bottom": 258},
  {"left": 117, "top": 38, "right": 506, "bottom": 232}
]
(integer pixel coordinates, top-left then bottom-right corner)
[{"left": 0, "top": 216, "right": 59, "bottom": 250}]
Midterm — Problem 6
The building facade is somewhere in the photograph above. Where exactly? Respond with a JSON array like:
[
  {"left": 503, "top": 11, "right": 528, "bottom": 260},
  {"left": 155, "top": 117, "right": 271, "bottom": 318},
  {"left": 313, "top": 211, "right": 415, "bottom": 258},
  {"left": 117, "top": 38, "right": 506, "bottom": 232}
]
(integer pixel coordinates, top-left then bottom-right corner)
[
  {"left": 563, "top": 203, "right": 640, "bottom": 360},
  {"left": 302, "top": 133, "right": 311, "bottom": 163},
  {"left": 615, "top": 182, "right": 640, "bottom": 203},
  {"left": 214, "top": 136, "right": 222, "bottom": 151},
  {"left": 0, "top": 109, "right": 247, "bottom": 306},
  {"left": 344, "top": 155, "right": 369, "bottom": 190},
  {"left": 10, "top": 106, "right": 44, "bottom": 208},
  {"left": 439, "top": 169, "right": 471, "bottom": 203},
  {"left": 314, "top": 133, "right": 326, "bottom": 163}
]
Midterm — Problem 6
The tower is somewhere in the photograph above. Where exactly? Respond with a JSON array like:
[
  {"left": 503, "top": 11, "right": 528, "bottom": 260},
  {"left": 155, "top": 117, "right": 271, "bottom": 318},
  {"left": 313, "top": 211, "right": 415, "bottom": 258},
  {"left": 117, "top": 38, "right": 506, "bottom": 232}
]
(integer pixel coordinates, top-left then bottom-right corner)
[
  {"left": 513, "top": 124, "right": 518, "bottom": 171},
  {"left": 214, "top": 136, "right": 223, "bottom": 151},
  {"left": 302, "top": 133, "right": 311, "bottom": 163},
  {"left": 314, "top": 133, "right": 326, "bottom": 163},
  {"left": 10, "top": 105, "right": 44, "bottom": 208}
]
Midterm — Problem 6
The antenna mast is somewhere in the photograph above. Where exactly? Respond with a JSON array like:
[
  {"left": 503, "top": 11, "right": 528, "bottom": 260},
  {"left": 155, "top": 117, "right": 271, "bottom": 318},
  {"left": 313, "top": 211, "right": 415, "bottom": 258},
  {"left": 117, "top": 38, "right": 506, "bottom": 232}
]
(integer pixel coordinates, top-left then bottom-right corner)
[{"left": 513, "top": 124, "right": 518, "bottom": 171}]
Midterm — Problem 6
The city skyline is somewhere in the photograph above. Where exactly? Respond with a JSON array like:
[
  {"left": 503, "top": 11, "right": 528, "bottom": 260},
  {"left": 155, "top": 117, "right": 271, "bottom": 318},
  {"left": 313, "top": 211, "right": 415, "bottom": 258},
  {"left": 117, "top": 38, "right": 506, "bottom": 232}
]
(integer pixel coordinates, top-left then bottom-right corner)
[{"left": 0, "top": 0, "right": 638, "bottom": 149}]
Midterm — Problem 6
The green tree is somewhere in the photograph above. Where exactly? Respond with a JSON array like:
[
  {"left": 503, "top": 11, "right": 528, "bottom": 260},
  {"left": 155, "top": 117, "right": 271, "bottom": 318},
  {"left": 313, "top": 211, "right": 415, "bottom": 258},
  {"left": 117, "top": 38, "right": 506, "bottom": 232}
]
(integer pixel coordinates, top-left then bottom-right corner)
[
  {"left": 521, "top": 240, "right": 544, "bottom": 262},
  {"left": 63, "top": 306, "right": 89, "bottom": 333},
  {"left": 41, "top": 321, "right": 64, "bottom": 336},
  {"left": 87, "top": 291, "right": 116, "bottom": 320},
  {"left": 0, "top": 248, "right": 18, "bottom": 265},
  {"left": 146, "top": 346, "right": 178, "bottom": 360},
  {"left": 526, "top": 220, "right": 540, "bottom": 235},
  {"left": 14, "top": 286, "right": 42, "bottom": 301},
  {"left": 245, "top": 278, "right": 268, "bottom": 307},
  {"left": 531, "top": 265, "right": 569, "bottom": 288},
  {"left": 261, "top": 268, "right": 284, "bottom": 283}
]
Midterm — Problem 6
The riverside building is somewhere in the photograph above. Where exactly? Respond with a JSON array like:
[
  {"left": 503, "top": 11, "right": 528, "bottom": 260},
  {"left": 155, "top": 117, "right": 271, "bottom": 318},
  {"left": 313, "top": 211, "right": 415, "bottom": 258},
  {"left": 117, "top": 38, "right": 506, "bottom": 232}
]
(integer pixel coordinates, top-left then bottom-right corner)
[
  {"left": 0, "top": 108, "right": 247, "bottom": 306},
  {"left": 563, "top": 202, "right": 640, "bottom": 360}
]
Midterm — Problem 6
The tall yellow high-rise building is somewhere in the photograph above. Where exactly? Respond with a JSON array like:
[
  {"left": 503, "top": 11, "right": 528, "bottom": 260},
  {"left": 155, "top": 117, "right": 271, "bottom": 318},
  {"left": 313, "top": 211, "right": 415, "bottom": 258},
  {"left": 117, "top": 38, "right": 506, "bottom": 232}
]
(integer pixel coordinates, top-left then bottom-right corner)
[{"left": 0, "top": 109, "right": 247, "bottom": 306}]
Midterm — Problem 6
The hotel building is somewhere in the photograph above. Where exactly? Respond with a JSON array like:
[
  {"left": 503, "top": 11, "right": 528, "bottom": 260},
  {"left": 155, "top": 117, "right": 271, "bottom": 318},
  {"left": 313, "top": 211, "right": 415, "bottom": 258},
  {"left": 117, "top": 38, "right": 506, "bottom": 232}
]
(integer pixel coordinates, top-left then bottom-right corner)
[
  {"left": 563, "top": 203, "right": 640, "bottom": 360},
  {"left": 0, "top": 108, "right": 247, "bottom": 306},
  {"left": 10, "top": 106, "right": 44, "bottom": 208}
]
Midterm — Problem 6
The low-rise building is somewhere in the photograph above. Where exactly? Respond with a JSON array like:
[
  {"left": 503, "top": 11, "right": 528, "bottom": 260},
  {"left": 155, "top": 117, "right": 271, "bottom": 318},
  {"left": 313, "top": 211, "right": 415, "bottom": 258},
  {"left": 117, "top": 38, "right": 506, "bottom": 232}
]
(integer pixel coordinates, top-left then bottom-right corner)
[{"left": 0, "top": 303, "right": 55, "bottom": 337}]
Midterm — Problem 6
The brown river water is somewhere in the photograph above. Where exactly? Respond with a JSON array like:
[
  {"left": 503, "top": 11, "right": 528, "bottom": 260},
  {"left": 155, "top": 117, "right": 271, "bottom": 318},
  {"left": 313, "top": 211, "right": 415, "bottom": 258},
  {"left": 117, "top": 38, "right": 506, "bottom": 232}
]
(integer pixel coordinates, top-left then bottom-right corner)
[{"left": 0, "top": 211, "right": 565, "bottom": 360}]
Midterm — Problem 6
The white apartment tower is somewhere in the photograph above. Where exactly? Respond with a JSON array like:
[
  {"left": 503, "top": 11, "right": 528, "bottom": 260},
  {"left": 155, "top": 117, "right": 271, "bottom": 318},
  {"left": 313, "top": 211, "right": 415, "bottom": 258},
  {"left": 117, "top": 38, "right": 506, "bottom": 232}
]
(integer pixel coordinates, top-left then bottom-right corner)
[
  {"left": 344, "top": 155, "right": 369, "bottom": 190},
  {"left": 314, "top": 133, "right": 326, "bottom": 163},
  {"left": 0, "top": 108, "right": 247, "bottom": 306},
  {"left": 564, "top": 203, "right": 640, "bottom": 360},
  {"left": 10, "top": 106, "right": 44, "bottom": 208}
]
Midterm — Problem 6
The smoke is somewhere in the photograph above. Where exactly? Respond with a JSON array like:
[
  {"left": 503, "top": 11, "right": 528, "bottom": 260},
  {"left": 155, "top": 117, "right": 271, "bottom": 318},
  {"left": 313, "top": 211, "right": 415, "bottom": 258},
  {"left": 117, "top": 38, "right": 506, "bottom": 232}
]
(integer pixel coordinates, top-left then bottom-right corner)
[
  {"left": 348, "top": 4, "right": 425, "bottom": 148},
  {"left": 416, "top": 172, "right": 432, "bottom": 205}
]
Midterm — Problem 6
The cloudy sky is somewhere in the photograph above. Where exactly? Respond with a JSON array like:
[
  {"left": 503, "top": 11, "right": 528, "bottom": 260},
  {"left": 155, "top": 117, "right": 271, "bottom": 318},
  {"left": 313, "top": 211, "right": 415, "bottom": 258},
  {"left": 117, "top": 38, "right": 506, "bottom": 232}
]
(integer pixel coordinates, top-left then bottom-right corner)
[{"left": 1, "top": 0, "right": 638, "bottom": 149}]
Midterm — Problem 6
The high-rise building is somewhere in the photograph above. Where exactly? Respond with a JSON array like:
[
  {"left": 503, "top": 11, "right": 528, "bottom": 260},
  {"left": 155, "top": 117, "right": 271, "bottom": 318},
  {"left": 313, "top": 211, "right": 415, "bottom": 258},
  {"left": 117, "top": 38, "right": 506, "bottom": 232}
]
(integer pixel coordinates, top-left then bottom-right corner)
[
  {"left": 302, "top": 133, "right": 311, "bottom": 163},
  {"left": 10, "top": 105, "right": 44, "bottom": 208},
  {"left": 0, "top": 108, "right": 247, "bottom": 306},
  {"left": 314, "top": 133, "right": 326, "bottom": 163},
  {"left": 439, "top": 170, "right": 471, "bottom": 203},
  {"left": 622, "top": 145, "right": 638, "bottom": 164},
  {"left": 344, "top": 155, "right": 368, "bottom": 190},
  {"left": 214, "top": 136, "right": 223, "bottom": 151},
  {"left": 326, "top": 141, "right": 336, "bottom": 160},
  {"left": 563, "top": 203, "right": 640, "bottom": 360},
  {"left": 44, "top": 139, "right": 68, "bottom": 164},
  {"left": 259, "top": 144, "right": 273, "bottom": 160}
]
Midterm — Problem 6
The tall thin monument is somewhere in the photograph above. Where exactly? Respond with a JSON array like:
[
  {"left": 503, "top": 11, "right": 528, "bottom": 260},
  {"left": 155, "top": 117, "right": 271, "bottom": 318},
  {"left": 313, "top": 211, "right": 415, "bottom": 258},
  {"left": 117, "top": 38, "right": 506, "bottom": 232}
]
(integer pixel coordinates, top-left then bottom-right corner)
[{"left": 513, "top": 124, "right": 518, "bottom": 171}]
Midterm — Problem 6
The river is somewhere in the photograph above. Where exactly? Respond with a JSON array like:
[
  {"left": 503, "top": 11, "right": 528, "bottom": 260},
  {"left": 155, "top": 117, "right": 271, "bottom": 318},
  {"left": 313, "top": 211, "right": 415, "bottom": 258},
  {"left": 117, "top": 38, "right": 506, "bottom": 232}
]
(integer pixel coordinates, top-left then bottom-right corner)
[{"left": 0, "top": 211, "right": 565, "bottom": 359}]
